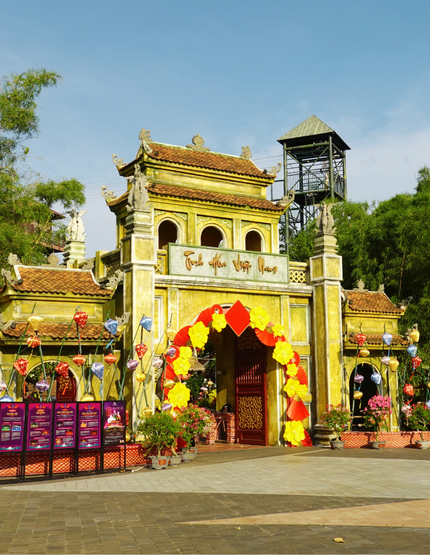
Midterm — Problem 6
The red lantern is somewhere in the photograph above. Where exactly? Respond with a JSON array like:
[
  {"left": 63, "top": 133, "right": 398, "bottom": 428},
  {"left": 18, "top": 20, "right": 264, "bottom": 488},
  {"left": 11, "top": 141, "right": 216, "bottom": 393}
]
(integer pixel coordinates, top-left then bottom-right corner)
[
  {"left": 73, "top": 311, "right": 88, "bottom": 329},
  {"left": 412, "top": 356, "right": 422, "bottom": 370},
  {"left": 72, "top": 354, "right": 86, "bottom": 367},
  {"left": 355, "top": 332, "right": 366, "bottom": 347},
  {"left": 135, "top": 343, "right": 148, "bottom": 359},
  {"left": 104, "top": 353, "right": 117, "bottom": 365},
  {"left": 55, "top": 362, "right": 69, "bottom": 379},
  {"left": 13, "top": 358, "right": 29, "bottom": 376},
  {"left": 403, "top": 384, "right": 414, "bottom": 396},
  {"left": 26, "top": 336, "right": 41, "bottom": 349}
]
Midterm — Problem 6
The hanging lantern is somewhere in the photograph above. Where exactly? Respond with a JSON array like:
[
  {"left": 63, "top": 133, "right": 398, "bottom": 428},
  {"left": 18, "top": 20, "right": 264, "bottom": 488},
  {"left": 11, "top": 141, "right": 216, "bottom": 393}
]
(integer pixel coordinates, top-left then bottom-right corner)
[
  {"left": 28, "top": 314, "right": 42, "bottom": 332},
  {"left": 26, "top": 336, "right": 41, "bottom": 349},
  {"left": 355, "top": 332, "right": 366, "bottom": 347},
  {"left": 164, "top": 379, "right": 175, "bottom": 390},
  {"left": 426, "top": 400, "right": 430, "bottom": 410},
  {"left": 0, "top": 380, "right": 7, "bottom": 392},
  {"left": 0, "top": 395, "right": 14, "bottom": 403},
  {"left": 162, "top": 402, "right": 172, "bottom": 412},
  {"left": 152, "top": 357, "right": 163, "bottom": 369},
  {"left": 353, "top": 390, "right": 363, "bottom": 400},
  {"left": 382, "top": 332, "right": 392, "bottom": 346},
  {"left": 371, "top": 372, "right": 382, "bottom": 385},
  {"left": 80, "top": 393, "right": 94, "bottom": 402},
  {"left": 165, "top": 346, "right": 180, "bottom": 363},
  {"left": 166, "top": 325, "right": 177, "bottom": 342},
  {"left": 389, "top": 359, "right": 399, "bottom": 372},
  {"left": 412, "top": 356, "right": 422, "bottom": 370},
  {"left": 403, "top": 384, "right": 414, "bottom": 396},
  {"left": 409, "top": 329, "right": 420, "bottom": 343},
  {"left": 135, "top": 371, "right": 146, "bottom": 383},
  {"left": 207, "top": 379, "right": 214, "bottom": 387},
  {"left": 127, "top": 359, "right": 139, "bottom": 371},
  {"left": 125, "top": 432, "right": 131, "bottom": 443},
  {"left": 13, "top": 358, "right": 29, "bottom": 376},
  {"left": 407, "top": 345, "right": 418, "bottom": 357},
  {"left": 73, "top": 311, "right": 88, "bottom": 328},
  {"left": 359, "top": 349, "right": 370, "bottom": 358},
  {"left": 73, "top": 354, "right": 86, "bottom": 367},
  {"left": 104, "top": 319, "right": 118, "bottom": 336},
  {"left": 140, "top": 316, "right": 153, "bottom": 332},
  {"left": 35, "top": 379, "right": 49, "bottom": 393},
  {"left": 104, "top": 353, "right": 117, "bottom": 365},
  {"left": 91, "top": 362, "right": 104, "bottom": 380},
  {"left": 135, "top": 343, "right": 148, "bottom": 359},
  {"left": 381, "top": 356, "right": 391, "bottom": 366},
  {"left": 141, "top": 407, "right": 153, "bottom": 418},
  {"left": 354, "top": 374, "right": 364, "bottom": 384},
  {"left": 55, "top": 362, "right": 69, "bottom": 379}
]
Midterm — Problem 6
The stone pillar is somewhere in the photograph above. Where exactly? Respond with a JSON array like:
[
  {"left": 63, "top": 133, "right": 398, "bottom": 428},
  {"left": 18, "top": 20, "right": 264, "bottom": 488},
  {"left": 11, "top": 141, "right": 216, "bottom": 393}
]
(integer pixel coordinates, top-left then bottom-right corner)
[
  {"left": 309, "top": 217, "right": 343, "bottom": 441},
  {"left": 63, "top": 240, "right": 86, "bottom": 268}
]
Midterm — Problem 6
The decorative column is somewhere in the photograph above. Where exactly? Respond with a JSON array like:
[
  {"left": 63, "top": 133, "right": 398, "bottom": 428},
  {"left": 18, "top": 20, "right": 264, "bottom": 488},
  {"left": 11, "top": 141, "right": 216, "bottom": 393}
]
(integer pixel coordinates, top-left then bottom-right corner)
[{"left": 309, "top": 205, "right": 343, "bottom": 444}]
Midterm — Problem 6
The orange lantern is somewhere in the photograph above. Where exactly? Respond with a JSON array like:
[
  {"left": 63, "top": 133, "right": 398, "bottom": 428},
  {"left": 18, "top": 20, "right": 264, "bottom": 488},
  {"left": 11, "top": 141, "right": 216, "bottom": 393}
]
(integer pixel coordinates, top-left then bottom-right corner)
[
  {"left": 73, "top": 354, "right": 86, "bottom": 367},
  {"left": 104, "top": 353, "right": 117, "bottom": 365}
]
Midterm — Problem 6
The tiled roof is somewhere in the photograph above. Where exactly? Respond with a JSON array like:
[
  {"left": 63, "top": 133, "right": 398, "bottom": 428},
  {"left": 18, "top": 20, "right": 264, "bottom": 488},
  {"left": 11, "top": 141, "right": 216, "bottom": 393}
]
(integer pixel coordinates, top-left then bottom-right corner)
[
  {"left": 345, "top": 291, "right": 403, "bottom": 314},
  {"left": 347, "top": 333, "right": 408, "bottom": 347},
  {"left": 108, "top": 184, "right": 284, "bottom": 212},
  {"left": 11, "top": 267, "right": 112, "bottom": 296},
  {"left": 2, "top": 322, "right": 111, "bottom": 340},
  {"left": 145, "top": 143, "right": 272, "bottom": 179}
]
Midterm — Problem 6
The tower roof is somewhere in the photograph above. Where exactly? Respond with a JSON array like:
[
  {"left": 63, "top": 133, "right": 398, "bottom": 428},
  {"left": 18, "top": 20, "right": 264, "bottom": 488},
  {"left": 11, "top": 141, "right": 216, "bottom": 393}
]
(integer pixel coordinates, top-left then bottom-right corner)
[{"left": 278, "top": 115, "right": 350, "bottom": 151}]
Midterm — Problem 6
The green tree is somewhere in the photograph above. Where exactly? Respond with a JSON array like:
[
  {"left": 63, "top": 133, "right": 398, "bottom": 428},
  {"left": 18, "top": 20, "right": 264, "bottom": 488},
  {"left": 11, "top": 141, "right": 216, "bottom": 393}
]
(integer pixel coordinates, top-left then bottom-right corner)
[{"left": 0, "top": 69, "right": 85, "bottom": 271}]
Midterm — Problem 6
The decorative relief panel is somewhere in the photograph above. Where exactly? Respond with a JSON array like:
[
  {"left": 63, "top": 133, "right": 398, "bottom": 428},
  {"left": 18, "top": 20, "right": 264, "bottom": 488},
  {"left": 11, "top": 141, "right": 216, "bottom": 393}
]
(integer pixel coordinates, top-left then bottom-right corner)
[
  {"left": 242, "top": 221, "right": 270, "bottom": 232},
  {"left": 196, "top": 215, "right": 232, "bottom": 229},
  {"left": 154, "top": 210, "right": 188, "bottom": 222},
  {"left": 237, "top": 396, "right": 263, "bottom": 430}
]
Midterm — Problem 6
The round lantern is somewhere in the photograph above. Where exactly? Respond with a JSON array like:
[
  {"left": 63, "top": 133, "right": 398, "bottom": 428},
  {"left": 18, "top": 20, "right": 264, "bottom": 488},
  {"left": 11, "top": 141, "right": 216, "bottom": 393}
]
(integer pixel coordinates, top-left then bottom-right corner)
[
  {"left": 389, "top": 359, "right": 399, "bottom": 372},
  {"left": 80, "top": 393, "right": 95, "bottom": 402},
  {"left": 426, "top": 400, "right": 430, "bottom": 410},
  {"left": 127, "top": 359, "right": 139, "bottom": 371},
  {"left": 140, "top": 316, "right": 153, "bottom": 332},
  {"left": 353, "top": 390, "right": 363, "bottom": 400},
  {"left": 73, "top": 311, "right": 88, "bottom": 328},
  {"left": 407, "top": 345, "right": 418, "bottom": 357},
  {"left": 0, "top": 380, "right": 7, "bottom": 391},
  {"left": 125, "top": 432, "right": 131, "bottom": 443},
  {"left": 55, "top": 362, "right": 69, "bottom": 379},
  {"left": 152, "top": 357, "right": 163, "bottom": 369},
  {"left": 135, "top": 343, "right": 148, "bottom": 359},
  {"left": 403, "top": 384, "right": 414, "bottom": 396},
  {"left": 135, "top": 372, "right": 146, "bottom": 383},
  {"left": 28, "top": 314, "right": 42, "bottom": 332},
  {"left": 0, "top": 395, "right": 14, "bottom": 403},
  {"left": 91, "top": 362, "right": 104, "bottom": 380},
  {"left": 381, "top": 356, "right": 390, "bottom": 366},
  {"left": 355, "top": 332, "right": 366, "bottom": 347},
  {"left": 371, "top": 372, "right": 382, "bottom": 385},
  {"left": 161, "top": 403, "right": 172, "bottom": 412},
  {"left": 359, "top": 349, "right": 370, "bottom": 358},
  {"left": 207, "top": 379, "right": 214, "bottom": 387},
  {"left": 104, "top": 353, "right": 117, "bottom": 365},
  {"left": 104, "top": 319, "right": 118, "bottom": 336},
  {"left": 13, "top": 358, "right": 29, "bottom": 376},
  {"left": 164, "top": 379, "right": 175, "bottom": 390},
  {"left": 35, "top": 379, "right": 49, "bottom": 393},
  {"left": 26, "top": 336, "right": 41, "bottom": 349},
  {"left": 141, "top": 407, "right": 153, "bottom": 418},
  {"left": 354, "top": 374, "right": 364, "bottom": 384},
  {"left": 166, "top": 325, "right": 177, "bottom": 342},
  {"left": 412, "top": 356, "right": 422, "bottom": 370},
  {"left": 409, "top": 329, "right": 420, "bottom": 343},
  {"left": 200, "top": 386, "right": 208, "bottom": 393},
  {"left": 166, "top": 346, "right": 180, "bottom": 364},
  {"left": 73, "top": 354, "right": 86, "bottom": 367},
  {"left": 382, "top": 332, "right": 392, "bottom": 346}
]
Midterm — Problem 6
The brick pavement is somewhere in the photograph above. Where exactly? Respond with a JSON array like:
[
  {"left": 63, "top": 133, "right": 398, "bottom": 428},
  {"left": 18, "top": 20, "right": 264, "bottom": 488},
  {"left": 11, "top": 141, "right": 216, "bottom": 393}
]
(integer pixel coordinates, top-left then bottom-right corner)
[{"left": 1, "top": 447, "right": 430, "bottom": 554}]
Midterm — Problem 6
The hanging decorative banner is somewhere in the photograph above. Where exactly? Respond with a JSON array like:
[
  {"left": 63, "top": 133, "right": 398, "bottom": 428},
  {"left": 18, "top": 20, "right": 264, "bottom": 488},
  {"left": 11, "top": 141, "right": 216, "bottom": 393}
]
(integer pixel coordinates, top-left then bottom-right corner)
[
  {"left": 140, "top": 316, "right": 153, "bottom": 332},
  {"left": 54, "top": 403, "right": 77, "bottom": 449},
  {"left": 382, "top": 332, "right": 392, "bottom": 346},
  {"left": 13, "top": 358, "right": 29, "bottom": 377},
  {"left": 135, "top": 344, "right": 148, "bottom": 359},
  {"left": 78, "top": 402, "right": 101, "bottom": 449},
  {"left": 91, "top": 362, "right": 104, "bottom": 380},
  {"left": 407, "top": 345, "right": 418, "bottom": 357},
  {"left": 73, "top": 354, "right": 86, "bottom": 367},
  {"left": 73, "top": 311, "right": 88, "bottom": 328},
  {"left": 55, "top": 362, "right": 69, "bottom": 379},
  {"left": 104, "top": 319, "right": 118, "bottom": 336},
  {"left": 0, "top": 402, "right": 25, "bottom": 451},
  {"left": 27, "top": 403, "right": 52, "bottom": 450}
]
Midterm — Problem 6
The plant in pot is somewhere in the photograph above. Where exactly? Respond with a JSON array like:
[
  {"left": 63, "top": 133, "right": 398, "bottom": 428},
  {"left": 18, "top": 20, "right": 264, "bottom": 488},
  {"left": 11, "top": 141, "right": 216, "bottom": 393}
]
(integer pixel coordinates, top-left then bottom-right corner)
[
  {"left": 321, "top": 404, "right": 351, "bottom": 449},
  {"left": 137, "top": 411, "right": 182, "bottom": 469},
  {"left": 362, "top": 395, "right": 392, "bottom": 449},
  {"left": 177, "top": 404, "right": 212, "bottom": 460},
  {"left": 407, "top": 403, "right": 430, "bottom": 449}
]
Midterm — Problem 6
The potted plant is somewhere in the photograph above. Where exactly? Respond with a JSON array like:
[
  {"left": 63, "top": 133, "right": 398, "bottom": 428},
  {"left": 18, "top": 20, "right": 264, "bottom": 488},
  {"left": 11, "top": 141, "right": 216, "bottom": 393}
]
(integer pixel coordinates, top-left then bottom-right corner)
[
  {"left": 407, "top": 403, "right": 430, "bottom": 448},
  {"left": 177, "top": 404, "right": 212, "bottom": 460},
  {"left": 321, "top": 404, "right": 351, "bottom": 449},
  {"left": 362, "top": 395, "right": 392, "bottom": 449},
  {"left": 137, "top": 411, "right": 182, "bottom": 469}
]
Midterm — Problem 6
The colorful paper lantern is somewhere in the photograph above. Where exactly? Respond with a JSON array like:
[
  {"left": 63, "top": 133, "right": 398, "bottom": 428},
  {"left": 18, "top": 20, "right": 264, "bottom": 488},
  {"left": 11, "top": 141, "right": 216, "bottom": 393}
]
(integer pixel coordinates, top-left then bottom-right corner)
[
  {"left": 403, "top": 384, "right": 414, "bottom": 396},
  {"left": 412, "top": 356, "right": 422, "bottom": 370},
  {"left": 140, "top": 316, "right": 153, "bottom": 332},
  {"left": 152, "top": 357, "right": 163, "bottom": 369},
  {"left": 91, "top": 362, "right": 104, "bottom": 380},
  {"left": 13, "top": 358, "right": 29, "bottom": 376},
  {"left": 164, "top": 379, "right": 175, "bottom": 390},
  {"left": 136, "top": 372, "right": 146, "bottom": 383},
  {"left": 166, "top": 325, "right": 177, "bottom": 342},
  {"left": 73, "top": 311, "right": 88, "bottom": 328},
  {"left": 355, "top": 332, "right": 366, "bottom": 347},
  {"left": 353, "top": 390, "right": 363, "bottom": 400},
  {"left": 354, "top": 374, "right": 364, "bottom": 384},
  {"left": 28, "top": 314, "right": 42, "bottom": 332},
  {"left": 104, "top": 353, "right": 117, "bottom": 365},
  {"left": 26, "top": 336, "right": 41, "bottom": 349},
  {"left": 35, "top": 379, "right": 49, "bottom": 393},
  {"left": 371, "top": 372, "right": 382, "bottom": 385},
  {"left": 127, "top": 359, "right": 139, "bottom": 371},
  {"left": 359, "top": 349, "right": 370, "bottom": 358},
  {"left": 381, "top": 356, "right": 391, "bottom": 366},
  {"left": 125, "top": 432, "right": 131, "bottom": 443},
  {"left": 141, "top": 407, "right": 153, "bottom": 418},
  {"left": 407, "top": 345, "right": 418, "bottom": 357},
  {"left": 426, "top": 400, "right": 430, "bottom": 410},
  {"left": 135, "top": 343, "right": 148, "bottom": 359},
  {"left": 165, "top": 346, "right": 180, "bottom": 363},
  {"left": 0, "top": 380, "right": 7, "bottom": 391},
  {"left": 55, "top": 362, "right": 69, "bottom": 379},
  {"left": 409, "top": 329, "right": 420, "bottom": 343},
  {"left": 0, "top": 395, "right": 13, "bottom": 403},
  {"left": 72, "top": 354, "right": 86, "bottom": 367},
  {"left": 389, "top": 359, "right": 399, "bottom": 372},
  {"left": 104, "top": 319, "right": 118, "bottom": 336},
  {"left": 162, "top": 403, "right": 172, "bottom": 412},
  {"left": 80, "top": 393, "right": 94, "bottom": 402},
  {"left": 382, "top": 332, "right": 393, "bottom": 346}
]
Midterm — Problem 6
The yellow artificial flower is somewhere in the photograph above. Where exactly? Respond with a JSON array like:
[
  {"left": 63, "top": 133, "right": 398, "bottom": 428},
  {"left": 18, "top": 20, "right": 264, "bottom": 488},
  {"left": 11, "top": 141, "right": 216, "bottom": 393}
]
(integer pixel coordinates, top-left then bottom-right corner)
[
  {"left": 272, "top": 323, "right": 285, "bottom": 337},
  {"left": 189, "top": 321, "right": 210, "bottom": 349},
  {"left": 283, "top": 378, "right": 308, "bottom": 399},
  {"left": 179, "top": 346, "right": 192, "bottom": 360},
  {"left": 211, "top": 312, "right": 227, "bottom": 333},
  {"left": 286, "top": 363, "right": 298, "bottom": 377},
  {"left": 173, "top": 356, "right": 191, "bottom": 376},
  {"left": 272, "top": 341, "right": 294, "bottom": 365},
  {"left": 283, "top": 420, "right": 305, "bottom": 446},
  {"left": 249, "top": 306, "right": 270, "bottom": 331},
  {"left": 167, "top": 382, "right": 190, "bottom": 408}
]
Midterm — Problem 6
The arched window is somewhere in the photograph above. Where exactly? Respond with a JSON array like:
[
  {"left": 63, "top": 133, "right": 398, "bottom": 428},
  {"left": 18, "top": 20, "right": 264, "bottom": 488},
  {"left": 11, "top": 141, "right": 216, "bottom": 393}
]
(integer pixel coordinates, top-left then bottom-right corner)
[
  {"left": 245, "top": 230, "right": 262, "bottom": 252},
  {"left": 201, "top": 226, "right": 224, "bottom": 248},
  {"left": 349, "top": 363, "right": 378, "bottom": 430},
  {"left": 158, "top": 220, "right": 178, "bottom": 250}
]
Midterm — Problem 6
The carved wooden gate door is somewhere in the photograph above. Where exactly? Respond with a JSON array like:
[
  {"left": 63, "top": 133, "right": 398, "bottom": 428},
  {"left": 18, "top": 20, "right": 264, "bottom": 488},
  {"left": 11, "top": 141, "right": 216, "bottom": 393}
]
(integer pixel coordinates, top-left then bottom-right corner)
[{"left": 235, "top": 332, "right": 267, "bottom": 445}]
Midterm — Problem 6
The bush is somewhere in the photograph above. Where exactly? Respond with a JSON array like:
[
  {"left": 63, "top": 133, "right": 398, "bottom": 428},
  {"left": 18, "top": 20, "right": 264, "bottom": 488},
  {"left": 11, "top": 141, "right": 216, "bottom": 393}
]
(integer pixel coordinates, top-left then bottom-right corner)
[
  {"left": 177, "top": 404, "right": 212, "bottom": 449},
  {"left": 321, "top": 404, "right": 351, "bottom": 441},
  {"left": 407, "top": 403, "right": 430, "bottom": 440},
  {"left": 137, "top": 412, "right": 182, "bottom": 456}
]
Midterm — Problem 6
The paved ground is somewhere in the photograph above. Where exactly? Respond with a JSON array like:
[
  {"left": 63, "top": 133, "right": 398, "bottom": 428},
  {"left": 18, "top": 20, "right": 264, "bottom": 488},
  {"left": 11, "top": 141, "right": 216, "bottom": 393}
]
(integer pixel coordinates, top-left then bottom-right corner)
[{"left": 2, "top": 445, "right": 430, "bottom": 554}]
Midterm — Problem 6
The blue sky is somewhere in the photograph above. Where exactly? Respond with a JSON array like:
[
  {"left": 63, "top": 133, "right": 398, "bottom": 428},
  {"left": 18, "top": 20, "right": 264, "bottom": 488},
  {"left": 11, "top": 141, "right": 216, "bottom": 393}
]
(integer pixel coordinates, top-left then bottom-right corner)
[{"left": 2, "top": 0, "right": 430, "bottom": 257}]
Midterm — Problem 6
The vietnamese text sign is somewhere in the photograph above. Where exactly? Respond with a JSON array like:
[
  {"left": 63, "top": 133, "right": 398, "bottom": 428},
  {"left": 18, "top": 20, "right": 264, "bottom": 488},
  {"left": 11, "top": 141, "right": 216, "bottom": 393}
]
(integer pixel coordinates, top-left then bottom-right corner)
[
  {"left": 54, "top": 403, "right": 77, "bottom": 450},
  {"left": 78, "top": 402, "right": 101, "bottom": 449},
  {"left": 168, "top": 244, "right": 289, "bottom": 284},
  {"left": 27, "top": 403, "right": 52, "bottom": 451},
  {"left": 0, "top": 402, "right": 25, "bottom": 451},
  {"left": 103, "top": 401, "right": 126, "bottom": 447}
]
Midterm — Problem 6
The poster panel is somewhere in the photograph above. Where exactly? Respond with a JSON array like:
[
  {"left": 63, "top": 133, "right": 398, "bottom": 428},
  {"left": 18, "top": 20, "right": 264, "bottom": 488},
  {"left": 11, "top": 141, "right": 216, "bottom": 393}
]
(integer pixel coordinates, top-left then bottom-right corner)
[
  {"left": 0, "top": 402, "right": 25, "bottom": 452},
  {"left": 78, "top": 402, "right": 101, "bottom": 449},
  {"left": 103, "top": 401, "right": 126, "bottom": 447},
  {"left": 53, "top": 403, "right": 77, "bottom": 450},
  {"left": 27, "top": 403, "right": 53, "bottom": 451}
]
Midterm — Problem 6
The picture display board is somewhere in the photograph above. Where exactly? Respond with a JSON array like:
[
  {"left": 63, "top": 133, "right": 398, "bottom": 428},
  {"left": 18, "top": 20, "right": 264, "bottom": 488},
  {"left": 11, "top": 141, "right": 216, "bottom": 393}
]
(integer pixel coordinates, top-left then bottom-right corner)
[
  {"left": 27, "top": 403, "right": 53, "bottom": 451},
  {"left": 53, "top": 403, "right": 77, "bottom": 450},
  {"left": 103, "top": 401, "right": 126, "bottom": 447},
  {"left": 0, "top": 402, "right": 25, "bottom": 452},
  {"left": 78, "top": 402, "right": 101, "bottom": 449}
]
